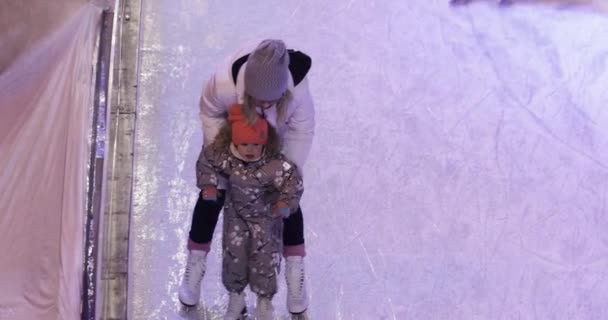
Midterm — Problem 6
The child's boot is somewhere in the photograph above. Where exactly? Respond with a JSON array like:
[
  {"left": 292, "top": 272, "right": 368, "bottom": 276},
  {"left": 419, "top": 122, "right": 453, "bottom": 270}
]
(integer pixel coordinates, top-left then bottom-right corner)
[
  {"left": 224, "top": 292, "right": 247, "bottom": 320},
  {"left": 178, "top": 250, "right": 207, "bottom": 306},
  {"left": 256, "top": 296, "right": 275, "bottom": 320}
]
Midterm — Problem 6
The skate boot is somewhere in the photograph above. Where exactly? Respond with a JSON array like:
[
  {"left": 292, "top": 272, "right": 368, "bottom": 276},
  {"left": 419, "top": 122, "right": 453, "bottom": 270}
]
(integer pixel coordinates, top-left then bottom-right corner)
[
  {"left": 256, "top": 296, "right": 275, "bottom": 320},
  {"left": 224, "top": 292, "right": 247, "bottom": 320},
  {"left": 285, "top": 256, "right": 308, "bottom": 314},
  {"left": 178, "top": 250, "right": 207, "bottom": 307}
]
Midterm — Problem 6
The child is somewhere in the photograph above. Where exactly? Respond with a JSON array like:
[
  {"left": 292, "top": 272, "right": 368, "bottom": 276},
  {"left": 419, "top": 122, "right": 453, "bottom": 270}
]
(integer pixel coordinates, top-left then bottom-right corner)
[{"left": 196, "top": 104, "right": 304, "bottom": 320}]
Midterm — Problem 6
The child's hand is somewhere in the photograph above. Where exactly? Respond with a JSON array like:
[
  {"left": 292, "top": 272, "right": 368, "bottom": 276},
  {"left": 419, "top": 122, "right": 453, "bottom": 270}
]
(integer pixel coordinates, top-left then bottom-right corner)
[
  {"left": 201, "top": 186, "right": 219, "bottom": 201},
  {"left": 273, "top": 201, "right": 290, "bottom": 218}
]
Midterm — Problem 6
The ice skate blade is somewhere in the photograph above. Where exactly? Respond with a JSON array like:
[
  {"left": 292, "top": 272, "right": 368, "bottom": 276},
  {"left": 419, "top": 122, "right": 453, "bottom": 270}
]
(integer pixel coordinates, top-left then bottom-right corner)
[
  {"left": 290, "top": 310, "right": 308, "bottom": 320},
  {"left": 178, "top": 299, "right": 197, "bottom": 308},
  {"left": 239, "top": 306, "right": 248, "bottom": 319}
]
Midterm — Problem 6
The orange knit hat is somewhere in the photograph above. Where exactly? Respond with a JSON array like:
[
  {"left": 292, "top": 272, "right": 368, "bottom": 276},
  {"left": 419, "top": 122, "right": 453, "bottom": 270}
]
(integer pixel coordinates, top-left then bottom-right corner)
[{"left": 228, "top": 104, "right": 268, "bottom": 145}]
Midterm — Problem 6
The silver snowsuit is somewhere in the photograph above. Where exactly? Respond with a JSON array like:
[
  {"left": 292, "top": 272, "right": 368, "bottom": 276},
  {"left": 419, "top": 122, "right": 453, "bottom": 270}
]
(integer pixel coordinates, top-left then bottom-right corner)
[{"left": 196, "top": 144, "right": 304, "bottom": 297}]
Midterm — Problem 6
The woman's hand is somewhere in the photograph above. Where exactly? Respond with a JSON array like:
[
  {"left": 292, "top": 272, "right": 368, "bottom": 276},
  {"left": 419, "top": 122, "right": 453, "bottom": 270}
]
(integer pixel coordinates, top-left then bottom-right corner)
[{"left": 201, "top": 185, "right": 219, "bottom": 201}]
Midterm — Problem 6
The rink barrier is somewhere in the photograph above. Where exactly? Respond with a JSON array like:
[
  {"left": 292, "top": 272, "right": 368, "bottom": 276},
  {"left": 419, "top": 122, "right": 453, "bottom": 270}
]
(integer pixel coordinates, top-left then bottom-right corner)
[{"left": 82, "top": 6, "right": 116, "bottom": 320}]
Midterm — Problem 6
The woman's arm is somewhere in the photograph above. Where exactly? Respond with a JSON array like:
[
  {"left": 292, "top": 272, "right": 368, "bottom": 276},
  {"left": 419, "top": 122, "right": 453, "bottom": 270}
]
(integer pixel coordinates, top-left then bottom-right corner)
[{"left": 281, "top": 78, "right": 315, "bottom": 175}]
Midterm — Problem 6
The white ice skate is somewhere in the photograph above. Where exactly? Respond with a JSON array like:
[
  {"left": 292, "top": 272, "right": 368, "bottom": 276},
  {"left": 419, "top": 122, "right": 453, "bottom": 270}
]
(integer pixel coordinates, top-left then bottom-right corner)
[
  {"left": 256, "top": 296, "right": 275, "bottom": 320},
  {"left": 224, "top": 292, "right": 247, "bottom": 320},
  {"left": 285, "top": 256, "right": 308, "bottom": 314},
  {"left": 178, "top": 250, "right": 207, "bottom": 307}
]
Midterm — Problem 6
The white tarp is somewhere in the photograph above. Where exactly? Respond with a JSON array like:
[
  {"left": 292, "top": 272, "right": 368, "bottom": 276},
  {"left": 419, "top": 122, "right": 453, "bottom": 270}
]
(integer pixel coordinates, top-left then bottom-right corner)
[{"left": 0, "top": 3, "right": 102, "bottom": 319}]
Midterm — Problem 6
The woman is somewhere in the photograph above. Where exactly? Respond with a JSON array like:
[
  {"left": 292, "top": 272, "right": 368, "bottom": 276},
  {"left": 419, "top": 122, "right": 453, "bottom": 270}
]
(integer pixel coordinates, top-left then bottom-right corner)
[{"left": 178, "top": 39, "right": 314, "bottom": 315}]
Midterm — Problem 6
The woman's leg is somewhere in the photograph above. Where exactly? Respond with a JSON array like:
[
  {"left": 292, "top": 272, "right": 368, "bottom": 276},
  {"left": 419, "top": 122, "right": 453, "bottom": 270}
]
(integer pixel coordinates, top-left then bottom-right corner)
[
  {"left": 178, "top": 190, "right": 226, "bottom": 306},
  {"left": 187, "top": 190, "right": 226, "bottom": 251},
  {"left": 282, "top": 206, "right": 305, "bottom": 256}
]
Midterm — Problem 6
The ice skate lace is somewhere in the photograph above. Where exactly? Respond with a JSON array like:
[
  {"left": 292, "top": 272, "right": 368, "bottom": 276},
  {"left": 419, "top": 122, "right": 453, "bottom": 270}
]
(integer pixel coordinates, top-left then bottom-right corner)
[
  {"left": 185, "top": 255, "right": 205, "bottom": 286},
  {"left": 287, "top": 263, "right": 305, "bottom": 297}
]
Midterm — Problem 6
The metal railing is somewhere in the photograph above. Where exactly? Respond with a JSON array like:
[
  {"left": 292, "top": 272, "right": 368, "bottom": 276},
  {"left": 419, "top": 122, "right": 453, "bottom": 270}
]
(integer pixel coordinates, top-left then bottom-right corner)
[{"left": 82, "top": 6, "right": 116, "bottom": 320}]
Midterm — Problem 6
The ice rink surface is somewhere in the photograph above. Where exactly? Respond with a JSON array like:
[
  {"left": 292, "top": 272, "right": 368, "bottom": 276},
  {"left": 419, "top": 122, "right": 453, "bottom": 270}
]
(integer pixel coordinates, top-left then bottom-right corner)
[{"left": 129, "top": 1, "right": 608, "bottom": 319}]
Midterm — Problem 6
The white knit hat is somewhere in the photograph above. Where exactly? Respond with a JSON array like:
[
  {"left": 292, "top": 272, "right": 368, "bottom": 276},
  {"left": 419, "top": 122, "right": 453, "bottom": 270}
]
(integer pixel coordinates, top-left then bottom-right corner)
[{"left": 245, "top": 39, "right": 290, "bottom": 101}]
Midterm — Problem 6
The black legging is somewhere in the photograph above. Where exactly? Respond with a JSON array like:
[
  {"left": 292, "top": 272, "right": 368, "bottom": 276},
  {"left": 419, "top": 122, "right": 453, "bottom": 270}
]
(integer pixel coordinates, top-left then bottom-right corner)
[{"left": 188, "top": 191, "right": 305, "bottom": 246}]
